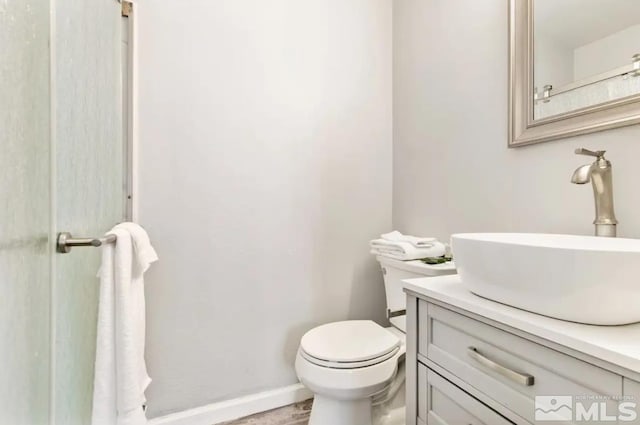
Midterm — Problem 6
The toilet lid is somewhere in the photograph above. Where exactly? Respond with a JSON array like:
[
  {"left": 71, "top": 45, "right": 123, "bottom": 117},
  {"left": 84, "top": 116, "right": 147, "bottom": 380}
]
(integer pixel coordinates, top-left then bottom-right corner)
[{"left": 300, "top": 320, "right": 400, "bottom": 363}]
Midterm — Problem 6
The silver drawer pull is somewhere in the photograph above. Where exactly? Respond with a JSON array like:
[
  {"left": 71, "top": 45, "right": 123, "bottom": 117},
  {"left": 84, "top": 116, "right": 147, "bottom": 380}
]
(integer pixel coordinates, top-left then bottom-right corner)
[{"left": 467, "top": 347, "right": 534, "bottom": 387}]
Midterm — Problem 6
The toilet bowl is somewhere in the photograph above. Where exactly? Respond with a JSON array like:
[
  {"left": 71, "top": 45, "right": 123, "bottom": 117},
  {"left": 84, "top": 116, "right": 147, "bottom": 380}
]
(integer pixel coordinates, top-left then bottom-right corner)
[
  {"left": 295, "top": 256, "right": 456, "bottom": 425},
  {"left": 295, "top": 321, "right": 405, "bottom": 425}
]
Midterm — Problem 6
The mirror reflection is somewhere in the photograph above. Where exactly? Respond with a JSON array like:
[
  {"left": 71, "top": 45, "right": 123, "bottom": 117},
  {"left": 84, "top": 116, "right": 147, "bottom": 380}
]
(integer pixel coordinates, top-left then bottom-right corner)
[{"left": 533, "top": 0, "right": 640, "bottom": 120}]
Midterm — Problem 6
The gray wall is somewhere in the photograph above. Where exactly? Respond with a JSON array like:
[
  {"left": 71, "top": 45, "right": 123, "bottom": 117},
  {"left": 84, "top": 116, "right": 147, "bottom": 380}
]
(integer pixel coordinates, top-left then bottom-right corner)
[
  {"left": 136, "top": 0, "right": 392, "bottom": 417},
  {"left": 393, "top": 0, "right": 640, "bottom": 241}
]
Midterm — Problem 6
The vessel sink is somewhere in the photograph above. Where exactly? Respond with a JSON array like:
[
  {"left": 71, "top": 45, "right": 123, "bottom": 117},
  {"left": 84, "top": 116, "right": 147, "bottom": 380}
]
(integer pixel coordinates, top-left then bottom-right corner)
[{"left": 451, "top": 233, "right": 640, "bottom": 325}]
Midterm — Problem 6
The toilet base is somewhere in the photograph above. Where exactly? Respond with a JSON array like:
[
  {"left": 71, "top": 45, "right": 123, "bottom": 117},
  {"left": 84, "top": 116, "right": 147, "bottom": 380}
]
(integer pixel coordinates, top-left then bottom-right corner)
[
  {"left": 309, "top": 395, "right": 372, "bottom": 425},
  {"left": 373, "top": 405, "right": 405, "bottom": 425}
]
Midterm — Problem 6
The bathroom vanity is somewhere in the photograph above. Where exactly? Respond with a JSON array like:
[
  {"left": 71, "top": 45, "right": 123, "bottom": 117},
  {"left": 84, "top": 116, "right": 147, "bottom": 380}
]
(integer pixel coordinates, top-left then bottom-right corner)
[{"left": 403, "top": 275, "right": 640, "bottom": 425}]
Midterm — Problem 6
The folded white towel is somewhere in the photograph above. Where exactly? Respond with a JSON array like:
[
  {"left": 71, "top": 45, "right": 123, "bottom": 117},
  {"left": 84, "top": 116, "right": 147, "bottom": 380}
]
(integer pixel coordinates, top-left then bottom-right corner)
[
  {"left": 370, "top": 238, "right": 446, "bottom": 261},
  {"left": 92, "top": 223, "right": 158, "bottom": 425},
  {"left": 381, "top": 230, "right": 437, "bottom": 248}
]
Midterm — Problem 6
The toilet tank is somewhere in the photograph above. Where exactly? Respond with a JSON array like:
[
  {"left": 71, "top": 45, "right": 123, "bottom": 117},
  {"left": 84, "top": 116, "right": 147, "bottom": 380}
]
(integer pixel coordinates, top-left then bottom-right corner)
[{"left": 378, "top": 256, "right": 456, "bottom": 315}]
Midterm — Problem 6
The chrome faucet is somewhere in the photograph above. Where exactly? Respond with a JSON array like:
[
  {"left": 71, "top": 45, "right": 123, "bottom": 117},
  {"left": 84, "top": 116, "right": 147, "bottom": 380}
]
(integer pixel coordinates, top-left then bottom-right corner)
[{"left": 571, "top": 148, "right": 618, "bottom": 237}]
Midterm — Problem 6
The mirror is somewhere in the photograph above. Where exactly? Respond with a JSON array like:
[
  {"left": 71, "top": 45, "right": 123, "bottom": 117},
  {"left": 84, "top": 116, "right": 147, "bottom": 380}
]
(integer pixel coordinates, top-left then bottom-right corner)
[
  {"left": 534, "top": 0, "right": 640, "bottom": 120},
  {"left": 509, "top": 0, "right": 640, "bottom": 147}
]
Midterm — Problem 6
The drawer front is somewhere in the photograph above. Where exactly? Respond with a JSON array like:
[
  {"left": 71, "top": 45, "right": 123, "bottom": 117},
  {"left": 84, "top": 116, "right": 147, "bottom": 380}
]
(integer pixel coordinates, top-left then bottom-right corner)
[
  {"left": 418, "top": 363, "right": 514, "bottom": 425},
  {"left": 419, "top": 301, "right": 623, "bottom": 424}
]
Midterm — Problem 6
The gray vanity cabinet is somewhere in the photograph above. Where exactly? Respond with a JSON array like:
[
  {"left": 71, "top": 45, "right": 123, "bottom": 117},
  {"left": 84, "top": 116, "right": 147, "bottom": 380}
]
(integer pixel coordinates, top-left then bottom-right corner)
[
  {"left": 405, "top": 292, "right": 639, "bottom": 425},
  {"left": 417, "top": 363, "right": 514, "bottom": 425}
]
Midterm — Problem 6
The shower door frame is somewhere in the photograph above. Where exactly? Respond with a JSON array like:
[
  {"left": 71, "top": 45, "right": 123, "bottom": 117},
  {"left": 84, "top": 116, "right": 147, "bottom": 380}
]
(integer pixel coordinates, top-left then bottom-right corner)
[{"left": 122, "top": 1, "right": 135, "bottom": 221}]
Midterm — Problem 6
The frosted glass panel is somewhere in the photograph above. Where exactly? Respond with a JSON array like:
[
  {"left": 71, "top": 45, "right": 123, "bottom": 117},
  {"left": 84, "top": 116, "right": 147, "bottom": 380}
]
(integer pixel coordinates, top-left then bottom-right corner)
[
  {"left": 2, "top": 1, "right": 124, "bottom": 423},
  {"left": 53, "top": 1, "right": 124, "bottom": 423},
  {"left": 0, "top": 0, "right": 52, "bottom": 424}
]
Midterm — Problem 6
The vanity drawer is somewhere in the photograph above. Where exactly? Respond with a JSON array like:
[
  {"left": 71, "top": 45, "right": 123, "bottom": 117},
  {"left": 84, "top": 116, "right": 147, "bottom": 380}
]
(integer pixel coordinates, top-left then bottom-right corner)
[
  {"left": 418, "top": 363, "right": 514, "bottom": 425},
  {"left": 419, "top": 301, "right": 622, "bottom": 423}
]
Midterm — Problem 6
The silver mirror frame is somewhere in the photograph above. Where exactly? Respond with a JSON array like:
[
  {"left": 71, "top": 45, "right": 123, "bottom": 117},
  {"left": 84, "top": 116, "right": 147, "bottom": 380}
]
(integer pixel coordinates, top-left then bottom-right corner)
[{"left": 508, "top": 0, "right": 640, "bottom": 147}]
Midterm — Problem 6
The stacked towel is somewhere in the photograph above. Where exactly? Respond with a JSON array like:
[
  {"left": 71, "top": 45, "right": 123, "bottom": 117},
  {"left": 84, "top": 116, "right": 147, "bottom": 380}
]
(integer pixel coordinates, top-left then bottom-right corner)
[
  {"left": 370, "top": 231, "right": 446, "bottom": 261},
  {"left": 380, "top": 230, "right": 437, "bottom": 248}
]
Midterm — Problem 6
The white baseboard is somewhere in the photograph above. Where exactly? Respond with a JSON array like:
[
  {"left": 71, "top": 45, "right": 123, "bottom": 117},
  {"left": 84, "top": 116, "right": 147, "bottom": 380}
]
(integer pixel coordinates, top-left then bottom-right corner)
[{"left": 148, "top": 384, "right": 313, "bottom": 425}]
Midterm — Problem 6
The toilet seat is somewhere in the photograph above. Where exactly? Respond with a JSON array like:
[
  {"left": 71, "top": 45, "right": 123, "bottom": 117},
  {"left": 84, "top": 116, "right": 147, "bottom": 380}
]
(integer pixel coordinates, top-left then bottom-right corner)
[
  {"left": 300, "top": 345, "right": 400, "bottom": 369},
  {"left": 299, "top": 320, "right": 400, "bottom": 369}
]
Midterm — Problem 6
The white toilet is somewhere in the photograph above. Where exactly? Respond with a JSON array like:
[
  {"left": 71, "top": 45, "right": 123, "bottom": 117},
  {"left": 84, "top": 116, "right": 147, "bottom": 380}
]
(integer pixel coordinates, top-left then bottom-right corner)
[{"left": 295, "top": 256, "right": 456, "bottom": 425}]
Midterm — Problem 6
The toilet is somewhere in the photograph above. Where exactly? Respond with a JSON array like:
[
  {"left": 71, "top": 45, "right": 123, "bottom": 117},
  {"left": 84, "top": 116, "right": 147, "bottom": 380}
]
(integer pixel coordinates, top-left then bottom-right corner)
[{"left": 295, "top": 256, "right": 456, "bottom": 425}]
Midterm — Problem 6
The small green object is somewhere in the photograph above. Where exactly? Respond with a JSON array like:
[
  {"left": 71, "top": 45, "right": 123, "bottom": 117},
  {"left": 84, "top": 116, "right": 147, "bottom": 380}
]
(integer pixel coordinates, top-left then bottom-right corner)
[{"left": 420, "top": 256, "right": 452, "bottom": 265}]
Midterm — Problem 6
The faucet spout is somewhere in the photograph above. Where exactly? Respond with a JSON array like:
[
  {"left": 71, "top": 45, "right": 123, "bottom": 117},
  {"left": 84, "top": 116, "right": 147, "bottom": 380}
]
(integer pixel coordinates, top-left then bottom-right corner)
[
  {"left": 571, "top": 164, "right": 592, "bottom": 184},
  {"left": 571, "top": 149, "right": 618, "bottom": 237}
]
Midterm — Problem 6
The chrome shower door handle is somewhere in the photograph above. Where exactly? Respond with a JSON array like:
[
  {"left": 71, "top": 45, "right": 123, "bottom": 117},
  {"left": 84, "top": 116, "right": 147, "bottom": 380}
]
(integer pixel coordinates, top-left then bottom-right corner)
[
  {"left": 56, "top": 232, "right": 117, "bottom": 253},
  {"left": 467, "top": 346, "right": 535, "bottom": 387}
]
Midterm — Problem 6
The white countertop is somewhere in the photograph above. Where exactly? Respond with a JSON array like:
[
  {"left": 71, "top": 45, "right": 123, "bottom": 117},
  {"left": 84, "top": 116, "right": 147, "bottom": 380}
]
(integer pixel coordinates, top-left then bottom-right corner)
[{"left": 403, "top": 275, "right": 640, "bottom": 374}]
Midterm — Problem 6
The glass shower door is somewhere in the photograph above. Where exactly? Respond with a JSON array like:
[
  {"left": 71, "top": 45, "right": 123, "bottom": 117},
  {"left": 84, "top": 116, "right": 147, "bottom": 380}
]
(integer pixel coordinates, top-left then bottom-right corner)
[
  {"left": 53, "top": 0, "right": 125, "bottom": 423},
  {"left": 0, "top": 1, "right": 52, "bottom": 424},
  {"left": 1, "top": 0, "right": 124, "bottom": 423}
]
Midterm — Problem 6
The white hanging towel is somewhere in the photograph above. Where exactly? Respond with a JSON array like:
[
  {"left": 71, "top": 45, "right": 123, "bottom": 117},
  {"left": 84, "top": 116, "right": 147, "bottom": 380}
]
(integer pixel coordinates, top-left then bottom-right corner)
[{"left": 92, "top": 223, "right": 158, "bottom": 425}]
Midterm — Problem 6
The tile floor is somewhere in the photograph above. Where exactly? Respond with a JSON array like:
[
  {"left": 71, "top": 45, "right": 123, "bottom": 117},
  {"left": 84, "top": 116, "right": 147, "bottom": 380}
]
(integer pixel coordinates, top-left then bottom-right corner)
[{"left": 219, "top": 399, "right": 313, "bottom": 425}]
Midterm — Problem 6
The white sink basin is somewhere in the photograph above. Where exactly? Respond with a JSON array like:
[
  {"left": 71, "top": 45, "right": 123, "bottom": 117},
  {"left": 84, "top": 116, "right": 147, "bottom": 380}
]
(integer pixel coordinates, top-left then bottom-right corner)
[{"left": 451, "top": 233, "right": 640, "bottom": 325}]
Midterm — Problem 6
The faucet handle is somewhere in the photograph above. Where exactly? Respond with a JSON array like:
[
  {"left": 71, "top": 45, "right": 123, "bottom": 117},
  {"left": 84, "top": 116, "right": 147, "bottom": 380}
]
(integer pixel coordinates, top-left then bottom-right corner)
[{"left": 575, "top": 148, "right": 606, "bottom": 159}]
